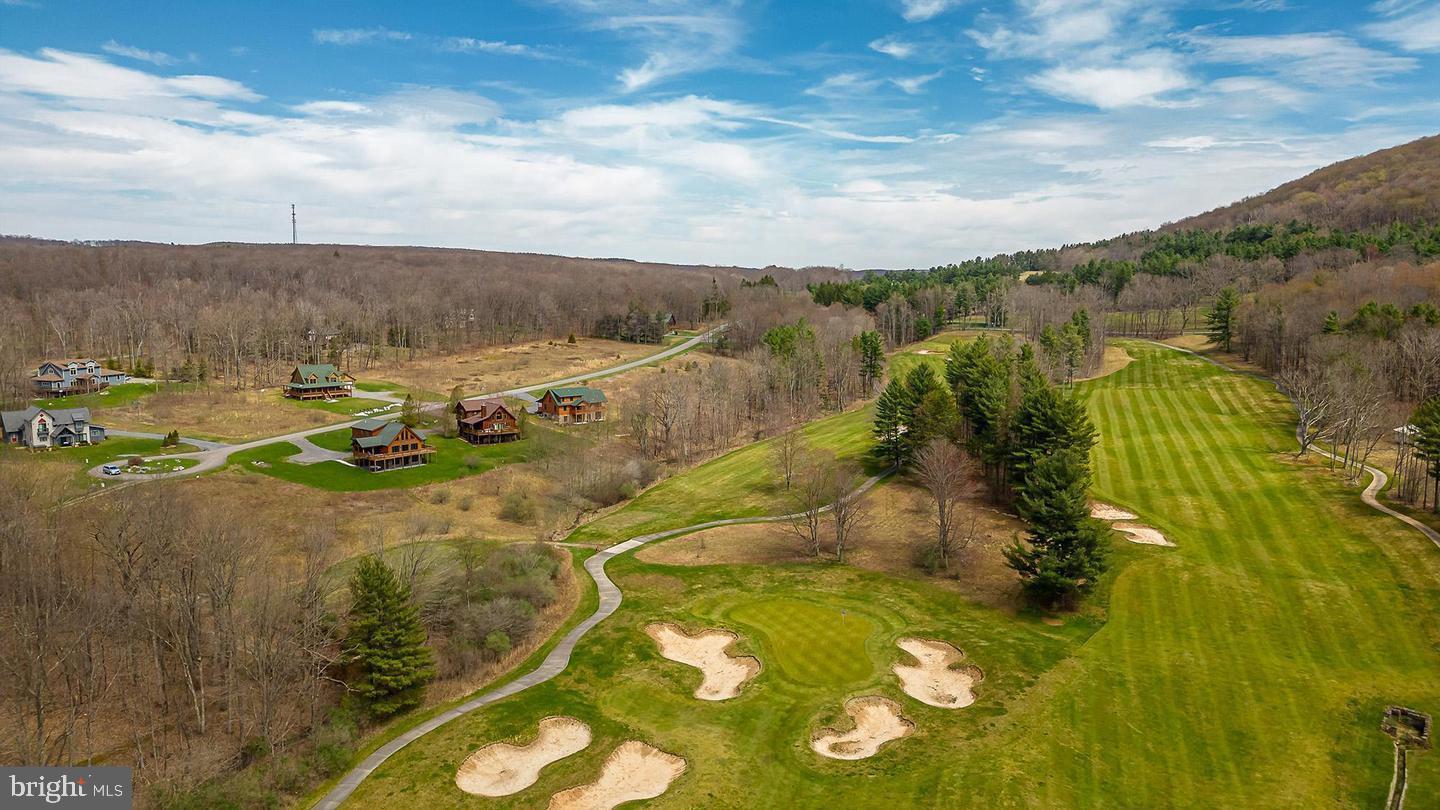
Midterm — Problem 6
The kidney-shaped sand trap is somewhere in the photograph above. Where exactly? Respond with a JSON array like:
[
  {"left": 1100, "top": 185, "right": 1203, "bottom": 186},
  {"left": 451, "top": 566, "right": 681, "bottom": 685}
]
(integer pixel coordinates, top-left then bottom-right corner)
[
  {"left": 1113, "top": 523, "right": 1174, "bottom": 547},
  {"left": 1090, "top": 502, "right": 1138, "bottom": 521},
  {"left": 646, "top": 622, "right": 760, "bottom": 701},
  {"left": 456, "top": 716, "right": 592, "bottom": 797},
  {"left": 810, "top": 696, "right": 914, "bottom": 760},
  {"left": 548, "top": 741, "right": 687, "bottom": 810},
  {"left": 892, "top": 638, "right": 983, "bottom": 709}
]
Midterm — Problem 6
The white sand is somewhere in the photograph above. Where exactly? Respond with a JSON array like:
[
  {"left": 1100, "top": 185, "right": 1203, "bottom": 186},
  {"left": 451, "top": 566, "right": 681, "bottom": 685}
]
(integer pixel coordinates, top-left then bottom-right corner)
[
  {"left": 810, "top": 696, "right": 914, "bottom": 760},
  {"left": 1090, "top": 503, "right": 1138, "bottom": 521},
  {"left": 646, "top": 623, "right": 760, "bottom": 701},
  {"left": 892, "top": 638, "right": 982, "bottom": 709},
  {"left": 1113, "top": 523, "right": 1174, "bottom": 546},
  {"left": 548, "top": 741, "right": 686, "bottom": 810},
  {"left": 455, "top": 716, "right": 592, "bottom": 797}
]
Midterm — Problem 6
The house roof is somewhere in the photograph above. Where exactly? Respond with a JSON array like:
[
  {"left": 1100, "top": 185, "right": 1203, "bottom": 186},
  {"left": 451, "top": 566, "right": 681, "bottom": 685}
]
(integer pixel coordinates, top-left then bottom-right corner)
[
  {"left": 543, "top": 386, "right": 606, "bottom": 404},
  {"left": 457, "top": 397, "right": 510, "bottom": 418},
  {"left": 41, "top": 358, "right": 98, "bottom": 368},
  {"left": 295, "top": 363, "right": 340, "bottom": 378},
  {"left": 33, "top": 374, "right": 63, "bottom": 382},
  {"left": 353, "top": 421, "right": 412, "bottom": 449},
  {"left": 1, "top": 406, "right": 92, "bottom": 434},
  {"left": 353, "top": 417, "right": 389, "bottom": 431}
]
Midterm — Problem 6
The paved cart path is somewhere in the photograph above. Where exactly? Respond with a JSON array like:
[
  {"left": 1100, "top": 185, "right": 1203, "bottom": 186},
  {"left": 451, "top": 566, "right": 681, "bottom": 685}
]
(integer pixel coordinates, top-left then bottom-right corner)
[{"left": 313, "top": 469, "right": 890, "bottom": 809}]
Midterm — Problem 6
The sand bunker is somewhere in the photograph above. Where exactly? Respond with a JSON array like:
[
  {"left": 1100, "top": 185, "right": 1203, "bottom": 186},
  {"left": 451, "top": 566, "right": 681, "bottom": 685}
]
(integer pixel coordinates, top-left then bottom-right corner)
[
  {"left": 456, "top": 716, "right": 592, "bottom": 797},
  {"left": 1090, "top": 502, "right": 1138, "bottom": 521},
  {"left": 892, "top": 638, "right": 983, "bottom": 709},
  {"left": 810, "top": 696, "right": 914, "bottom": 760},
  {"left": 1113, "top": 523, "right": 1174, "bottom": 547},
  {"left": 646, "top": 623, "right": 760, "bottom": 701},
  {"left": 548, "top": 741, "right": 686, "bottom": 810}
]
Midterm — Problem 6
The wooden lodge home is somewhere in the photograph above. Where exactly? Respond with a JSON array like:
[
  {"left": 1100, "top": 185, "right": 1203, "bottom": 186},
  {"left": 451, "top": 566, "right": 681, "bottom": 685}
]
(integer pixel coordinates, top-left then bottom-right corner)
[
  {"left": 349, "top": 418, "right": 435, "bottom": 471},
  {"left": 537, "top": 386, "right": 606, "bottom": 424},
  {"left": 31, "top": 358, "right": 128, "bottom": 396},
  {"left": 455, "top": 397, "right": 519, "bottom": 444},
  {"left": 285, "top": 364, "right": 355, "bottom": 400}
]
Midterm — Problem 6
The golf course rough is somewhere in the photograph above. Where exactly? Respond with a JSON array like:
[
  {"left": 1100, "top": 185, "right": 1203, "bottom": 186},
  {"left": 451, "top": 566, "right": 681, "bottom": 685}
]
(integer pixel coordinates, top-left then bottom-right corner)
[
  {"left": 645, "top": 623, "right": 760, "bottom": 701},
  {"left": 454, "top": 716, "right": 592, "bottom": 797},
  {"left": 810, "top": 696, "right": 915, "bottom": 760},
  {"left": 547, "top": 740, "right": 687, "bottom": 810},
  {"left": 892, "top": 638, "right": 983, "bottom": 709}
]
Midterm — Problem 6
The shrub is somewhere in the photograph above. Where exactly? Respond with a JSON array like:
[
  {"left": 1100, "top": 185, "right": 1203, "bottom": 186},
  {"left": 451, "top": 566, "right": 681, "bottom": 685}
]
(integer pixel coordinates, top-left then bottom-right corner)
[
  {"left": 430, "top": 488, "right": 451, "bottom": 505},
  {"left": 127, "top": 456, "right": 144, "bottom": 467},
  {"left": 463, "top": 454, "right": 482, "bottom": 471},
  {"left": 457, "top": 495, "right": 474, "bottom": 512},
  {"left": 484, "top": 630, "right": 512, "bottom": 659},
  {"left": 499, "top": 491, "right": 537, "bottom": 523},
  {"left": 567, "top": 333, "right": 577, "bottom": 344}
]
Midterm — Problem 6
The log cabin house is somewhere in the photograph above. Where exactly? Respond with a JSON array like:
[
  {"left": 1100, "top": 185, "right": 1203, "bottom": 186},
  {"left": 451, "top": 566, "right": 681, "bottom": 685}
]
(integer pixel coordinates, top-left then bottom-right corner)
[
  {"left": 537, "top": 386, "right": 607, "bottom": 424},
  {"left": 350, "top": 418, "right": 435, "bottom": 471},
  {"left": 284, "top": 363, "right": 355, "bottom": 400},
  {"left": 455, "top": 397, "right": 519, "bottom": 444}
]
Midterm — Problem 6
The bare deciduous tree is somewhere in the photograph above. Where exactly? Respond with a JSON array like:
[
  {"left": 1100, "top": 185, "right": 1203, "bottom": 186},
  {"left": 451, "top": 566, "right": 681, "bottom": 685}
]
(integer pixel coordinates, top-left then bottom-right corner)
[{"left": 913, "top": 439, "right": 973, "bottom": 571}]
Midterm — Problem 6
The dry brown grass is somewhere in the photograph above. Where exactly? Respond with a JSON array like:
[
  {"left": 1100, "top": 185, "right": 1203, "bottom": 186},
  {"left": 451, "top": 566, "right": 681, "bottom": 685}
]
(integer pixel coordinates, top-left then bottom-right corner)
[
  {"left": 361, "top": 337, "right": 660, "bottom": 397},
  {"left": 1077, "top": 345, "right": 1134, "bottom": 381},
  {"left": 635, "top": 478, "right": 1027, "bottom": 611},
  {"left": 101, "top": 387, "right": 340, "bottom": 442}
]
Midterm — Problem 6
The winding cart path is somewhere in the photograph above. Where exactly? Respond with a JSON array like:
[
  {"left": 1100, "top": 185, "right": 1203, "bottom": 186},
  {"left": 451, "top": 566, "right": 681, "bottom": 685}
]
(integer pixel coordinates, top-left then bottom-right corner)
[{"left": 313, "top": 469, "right": 890, "bottom": 809}]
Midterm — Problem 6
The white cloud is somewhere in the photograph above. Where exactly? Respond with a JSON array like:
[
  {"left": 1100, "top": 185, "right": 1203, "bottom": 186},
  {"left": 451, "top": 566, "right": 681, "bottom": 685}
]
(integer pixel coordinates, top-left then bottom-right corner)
[
  {"left": 101, "top": 41, "right": 177, "bottom": 66},
  {"left": 804, "top": 72, "right": 884, "bottom": 98},
  {"left": 892, "top": 71, "right": 942, "bottom": 94},
  {"left": 0, "top": 48, "right": 260, "bottom": 102},
  {"left": 900, "top": 0, "right": 960, "bottom": 23},
  {"left": 1030, "top": 54, "right": 1191, "bottom": 108},
  {"left": 868, "top": 36, "right": 916, "bottom": 59},
  {"left": 438, "top": 37, "right": 551, "bottom": 59},
  {"left": 1366, "top": 1, "right": 1440, "bottom": 53},
  {"left": 313, "top": 28, "right": 413, "bottom": 46},
  {"left": 1186, "top": 32, "right": 1417, "bottom": 85}
]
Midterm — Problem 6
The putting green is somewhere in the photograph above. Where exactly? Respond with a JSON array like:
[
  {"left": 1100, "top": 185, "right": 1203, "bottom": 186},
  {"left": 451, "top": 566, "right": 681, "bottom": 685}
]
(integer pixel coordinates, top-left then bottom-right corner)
[{"left": 727, "top": 598, "right": 878, "bottom": 687}]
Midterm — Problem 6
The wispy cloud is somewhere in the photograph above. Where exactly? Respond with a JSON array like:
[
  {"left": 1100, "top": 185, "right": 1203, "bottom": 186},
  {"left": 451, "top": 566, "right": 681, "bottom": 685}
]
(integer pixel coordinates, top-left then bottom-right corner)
[
  {"left": 100, "top": 40, "right": 178, "bottom": 66},
  {"left": 313, "top": 28, "right": 413, "bottom": 46},
  {"left": 1186, "top": 32, "right": 1417, "bottom": 85},
  {"left": 868, "top": 35, "right": 916, "bottom": 59},
  {"left": 438, "top": 37, "right": 552, "bottom": 59},
  {"left": 893, "top": 71, "right": 942, "bottom": 94},
  {"left": 1366, "top": 0, "right": 1440, "bottom": 53},
  {"left": 899, "top": 0, "right": 960, "bottom": 23},
  {"left": 1030, "top": 53, "right": 1192, "bottom": 109}
]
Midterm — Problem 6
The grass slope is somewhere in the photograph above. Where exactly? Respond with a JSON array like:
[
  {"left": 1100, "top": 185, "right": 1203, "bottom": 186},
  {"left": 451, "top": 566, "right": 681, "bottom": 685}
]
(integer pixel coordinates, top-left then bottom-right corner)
[
  {"left": 227, "top": 435, "right": 531, "bottom": 492},
  {"left": 343, "top": 342, "right": 1440, "bottom": 808},
  {"left": 567, "top": 403, "right": 880, "bottom": 546}
]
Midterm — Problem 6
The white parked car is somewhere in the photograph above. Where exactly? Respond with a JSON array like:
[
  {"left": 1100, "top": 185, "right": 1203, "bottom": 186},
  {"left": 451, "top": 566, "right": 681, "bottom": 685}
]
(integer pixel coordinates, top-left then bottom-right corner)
[{"left": 101, "top": 464, "right": 123, "bottom": 476}]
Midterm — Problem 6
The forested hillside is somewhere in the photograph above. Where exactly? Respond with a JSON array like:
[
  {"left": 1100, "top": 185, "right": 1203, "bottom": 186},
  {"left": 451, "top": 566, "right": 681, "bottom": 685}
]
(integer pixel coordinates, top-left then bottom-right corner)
[
  {"left": 0, "top": 239, "right": 845, "bottom": 406},
  {"left": 1172, "top": 133, "right": 1440, "bottom": 231}
]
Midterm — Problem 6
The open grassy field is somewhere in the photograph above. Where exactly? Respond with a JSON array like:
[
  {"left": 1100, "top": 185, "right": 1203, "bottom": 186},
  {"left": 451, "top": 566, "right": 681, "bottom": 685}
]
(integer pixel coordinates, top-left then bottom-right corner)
[
  {"left": 344, "top": 340, "right": 1440, "bottom": 808},
  {"left": 360, "top": 337, "right": 660, "bottom": 397},
  {"left": 32, "top": 381, "right": 161, "bottom": 411},
  {"left": 227, "top": 435, "right": 535, "bottom": 492},
  {"left": 566, "top": 401, "right": 881, "bottom": 546}
]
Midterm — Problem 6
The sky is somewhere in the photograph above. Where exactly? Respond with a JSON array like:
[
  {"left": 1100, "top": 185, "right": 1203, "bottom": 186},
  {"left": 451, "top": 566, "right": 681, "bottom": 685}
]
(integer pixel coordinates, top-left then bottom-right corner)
[{"left": 1, "top": 1, "right": 1438, "bottom": 269}]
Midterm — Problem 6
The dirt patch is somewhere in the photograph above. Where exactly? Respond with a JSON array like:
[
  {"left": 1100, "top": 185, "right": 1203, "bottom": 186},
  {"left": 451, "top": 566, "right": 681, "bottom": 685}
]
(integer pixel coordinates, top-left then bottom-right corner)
[
  {"left": 892, "top": 638, "right": 983, "bottom": 709},
  {"left": 810, "top": 696, "right": 914, "bottom": 760},
  {"left": 645, "top": 623, "right": 760, "bottom": 701},
  {"left": 455, "top": 716, "right": 591, "bottom": 797},
  {"left": 1076, "top": 345, "right": 1134, "bottom": 381},
  {"left": 1113, "top": 523, "right": 1174, "bottom": 547},
  {"left": 1090, "top": 502, "right": 1138, "bottom": 521},
  {"left": 548, "top": 740, "right": 686, "bottom": 810}
]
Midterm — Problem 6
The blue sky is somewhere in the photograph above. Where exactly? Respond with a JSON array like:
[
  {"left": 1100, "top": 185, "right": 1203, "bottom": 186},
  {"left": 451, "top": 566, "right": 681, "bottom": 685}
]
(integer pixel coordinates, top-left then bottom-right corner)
[{"left": 1, "top": 0, "right": 1437, "bottom": 268}]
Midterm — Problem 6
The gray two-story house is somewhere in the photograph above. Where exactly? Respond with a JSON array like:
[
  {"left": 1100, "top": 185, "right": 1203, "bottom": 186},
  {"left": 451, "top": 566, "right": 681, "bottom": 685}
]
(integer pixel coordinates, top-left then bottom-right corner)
[
  {"left": 31, "top": 358, "right": 129, "bottom": 396},
  {"left": 2, "top": 406, "right": 106, "bottom": 448}
]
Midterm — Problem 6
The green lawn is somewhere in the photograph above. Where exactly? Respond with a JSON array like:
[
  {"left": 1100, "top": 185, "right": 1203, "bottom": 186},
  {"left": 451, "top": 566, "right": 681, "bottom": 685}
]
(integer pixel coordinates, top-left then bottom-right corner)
[
  {"left": 227, "top": 435, "right": 533, "bottom": 492},
  {"left": 3, "top": 436, "right": 198, "bottom": 466},
  {"left": 344, "top": 341, "right": 1440, "bottom": 808},
  {"left": 307, "top": 426, "right": 356, "bottom": 452},
  {"left": 32, "top": 381, "right": 168, "bottom": 411},
  {"left": 566, "top": 402, "right": 881, "bottom": 546}
]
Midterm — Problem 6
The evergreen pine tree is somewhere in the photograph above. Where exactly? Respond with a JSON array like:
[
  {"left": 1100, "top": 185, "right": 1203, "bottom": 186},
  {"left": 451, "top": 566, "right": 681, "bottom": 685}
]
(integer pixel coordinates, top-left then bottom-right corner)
[
  {"left": 872, "top": 378, "right": 908, "bottom": 469},
  {"left": 1206, "top": 287, "right": 1241, "bottom": 352},
  {"left": 1009, "top": 386, "right": 1097, "bottom": 491},
  {"left": 857, "top": 331, "right": 884, "bottom": 392},
  {"left": 1411, "top": 398, "right": 1440, "bottom": 513},
  {"left": 909, "top": 387, "right": 959, "bottom": 453},
  {"left": 345, "top": 556, "right": 435, "bottom": 718},
  {"left": 1321, "top": 311, "right": 1342, "bottom": 334},
  {"left": 400, "top": 394, "right": 421, "bottom": 427},
  {"left": 1003, "top": 448, "right": 1106, "bottom": 607}
]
